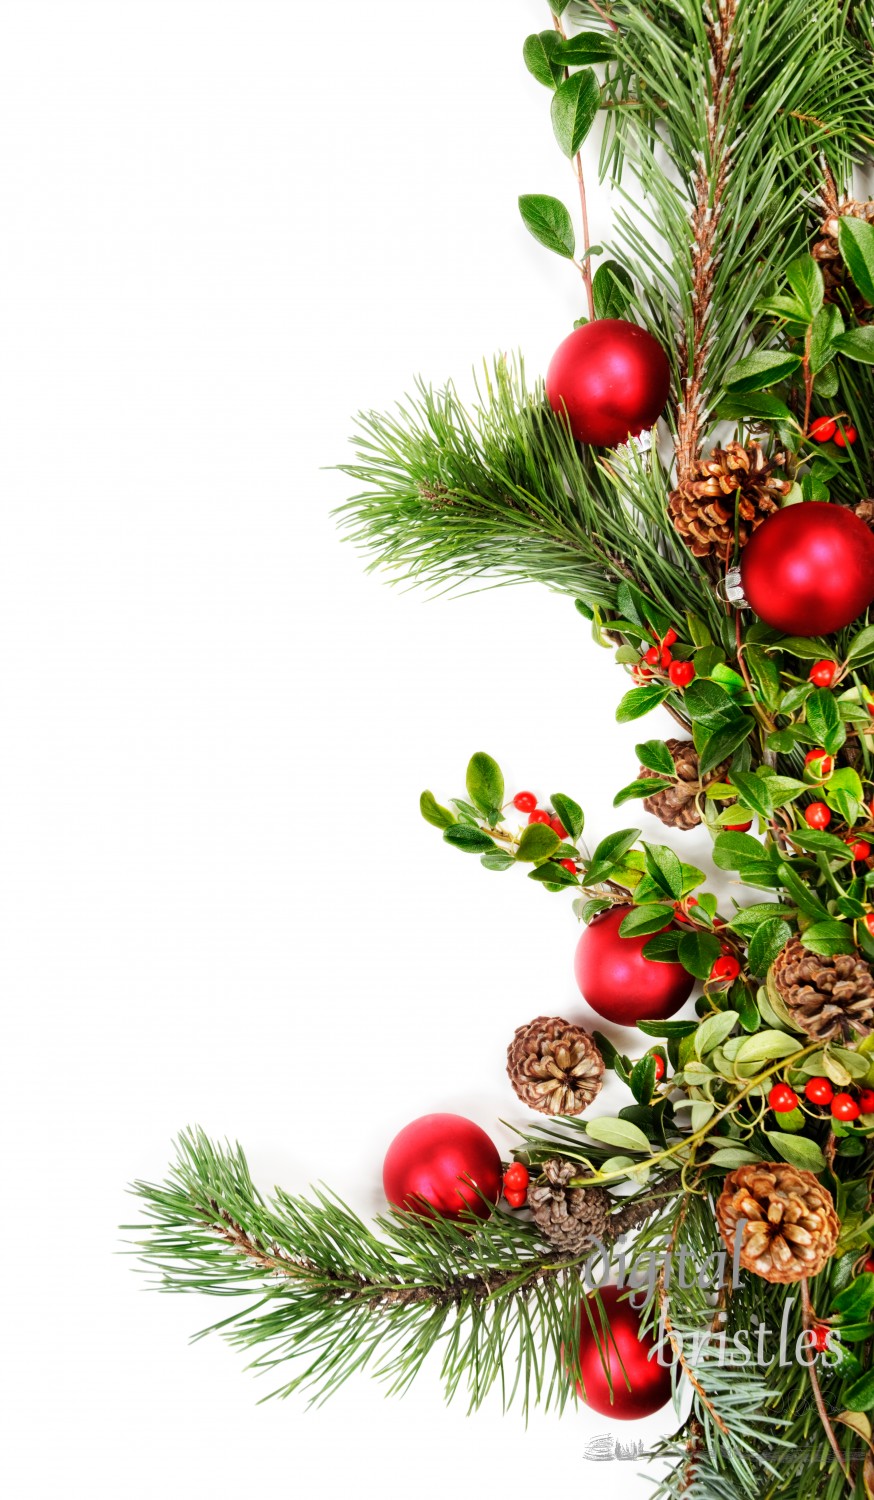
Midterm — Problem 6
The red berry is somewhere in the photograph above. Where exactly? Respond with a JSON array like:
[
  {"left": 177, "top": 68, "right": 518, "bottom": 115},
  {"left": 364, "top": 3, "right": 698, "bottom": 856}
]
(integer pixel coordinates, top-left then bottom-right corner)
[
  {"left": 769, "top": 1083, "right": 799, "bottom": 1114},
  {"left": 660, "top": 647, "right": 673, "bottom": 669},
  {"left": 644, "top": 646, "right": 660, "bottom": 666},
  {"left": 848, "top": 839, "right": 871, "bottom": 862},
  {"left": 867, "top": 914, "right": 874, "bottom": 938},
  {"left": 711, "top": 954, "right": 741, "bottom": 984},
  {"left": 513, "top": 791, "right": 537, "bottom": 814},
  {"left": 632, "top": 663, "right": 653, "bottom": 683},
  {"left": 668, "top": 660, "right": 695, "bottom": 688},
  {"left": 810, "top": 416, "right": 837, "bottom": 443},
  {"left": 812, "top": 1323, "right": 831, "bottom": 1354},
  {"left": 864, "top": 1256, "right": 874, "bottom": 1274},
  {"left": 809, "top": 660, "right": 838, "bottom": 688},
  {"left": 804, "top": 1076, "right": 834, "bottom": 1106},
  {"left": 859, "top": 1089, "right": 874, "bottom": 1116},
  {"left": 805, "top": 802, "right": 831, "bottom": 830},
  {"left": 560, "top": 858, "right": 577, "bottom": 875},
  {"left": 652, "top": 1053, "right": 666, "bottom": 1081},
  {"left": 834, "top": 423, "right": 858, "bottom": 448},
  {"left": 663, "top": 628, "right": 678, "bottom": 648},
  {"left": 550, "top": 817, "right": 568, "bottom": 839},
  {"left": 832, "top": 1093, "right": 861, "bottom": 1122},
  {"left": 503, "top": 1188, "right": 527, "bottom": 1209},
  {"left": 529, "top": 809, "right": 552, "bottom": 825},
  {"left": 503, "top": 1162, "right": 530, "bottom": 1192},
  {"left": 804, "top": 749, "right": 834, "bottom": 779},
  {"left": 725, "top": 820, "right": 753, "bottom": 832}
]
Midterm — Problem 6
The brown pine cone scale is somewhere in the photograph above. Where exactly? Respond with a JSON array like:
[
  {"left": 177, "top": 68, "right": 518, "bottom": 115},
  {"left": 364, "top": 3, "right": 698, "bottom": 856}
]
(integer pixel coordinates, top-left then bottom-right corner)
[
  {"left": 528, "top": 1158, "right": 612, "bottom": 1255},
  {"left": 507, "top": 1017, "right": 604, "bottom": 1116},
  {"left": 716, "top": 1163, "right": 839, "bottom": 1283},
  {"left": 641, "top": 739, "right": 729, "bottom": 831},
  {"left": 668, "top": 442, "right": 790, "bottom": 562},
  {"left": 771, "top": 936, "right": 874, "bottom": 1044}
]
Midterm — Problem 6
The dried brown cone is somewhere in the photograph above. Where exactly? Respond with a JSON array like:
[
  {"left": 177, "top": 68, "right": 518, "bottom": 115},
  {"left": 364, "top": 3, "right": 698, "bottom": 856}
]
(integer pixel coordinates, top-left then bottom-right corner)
[
  {"left": 527, "top": 1158, "right": 612, "bottom": 1255},
  {"left": 507, "top": 1016, "right": 604, "bottom": 1116},
  {"left": 771, "top": 936, "right": 874, "bottom": 1044},
  {"left": 641, "top": 738, "right": 730, "bottom": 831},
  {"left": 715, "top": 1162, "right": 840, "bottom": 1283},
  {"left": 855, "top": 500, "right": 874, "bottom": 529},
  {"left": 812, "top": 200, "right": 874, "bottom": 322},
  {"left": 668, "top": 441, "right": 791, "bottom": 561}
]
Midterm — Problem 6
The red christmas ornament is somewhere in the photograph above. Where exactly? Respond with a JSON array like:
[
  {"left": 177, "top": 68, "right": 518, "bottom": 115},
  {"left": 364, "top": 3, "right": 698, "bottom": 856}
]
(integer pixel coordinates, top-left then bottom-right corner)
[
  {"left": 546, "top": 320, "right": 671, "bottom": 447},
  {"left": 740, "top": 502, "right": 874, "bottom": 636},
  {"left": 572, "top": 1285, "right": 673, "bottom": 1419},
  {"left": 574, "top": 906, "right": 693, "bottom": 1026},
  {"left": 383, "top": 1113, "right": 502, "bottom": 1220}
]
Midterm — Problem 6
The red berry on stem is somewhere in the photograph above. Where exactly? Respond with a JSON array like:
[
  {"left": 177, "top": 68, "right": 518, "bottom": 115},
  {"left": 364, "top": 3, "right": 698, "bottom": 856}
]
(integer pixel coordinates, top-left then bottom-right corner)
[
  {"left": 711, "top": 954, "right": 741, "bottom": 984},
  {"left": 809, "top": 660, "right": 838, "bottom": 688},
  {"left": 858, "top": 1089, "right": 874, "bottom": 1116},
  {"left": 652, "top": 1053, "right": 666, "bottom": 1082},
  {"left": 804, "top": 749, "right": 834, "bottom": 779},
  {"left": 560, "top": 858, "right": 577, "bottom": 875},
  {"left": 529, "top": 809, "right": 552, "bottom": 825},
  {"left": 513, "top": 791, "right": 537, "bottom": 814},
  {"left": 810, "top": 416, "right": 837, "bottom": 443},
  {"left": 812, "top": 1324, "right": 831, "bottom": 1354},
  {"left": 644, "top": 646, "right": 661, "bottom": 666},
  {"left": 804, "top": 1077, "right": 834, "bottom": 1106},
  {"left": 805, "top": 802, "right": 831, "bottom": 830},
  {"left": 725, "top": 819, "right": 753, "bottom": 832},
  {"left": 503, "top": 1188, "right": 527, "bottom": 1209},
  {"left": 740, "top": 502, "right": 874, "bottom": 636},
  {"left": 632, "top": 663, "right": 653, "bottom": 683},
  {"left": 663, "top": 628, "right": 678, "bottom": 648},
  {"left": 864, "top": 1256, "right": 874, "bottom": 1274},
  {"left": 546, "top": 320, "right": 671, "bottom": 448},
  {"left": 503, "top": 1162, "right": 529, "bottom": 1192},
  {"left": 551, "top": 817, "right": 568, "bottom": 839},
  {"left": 834, "top": 424, "right": 858, "bottom": 448},
  {"left": 867, "top": 914, "right": 874, "bottom": 937},
  {"left": 848, "top": 839, "right": 871, "bottom": 862},
  {"left": 769, "top": 1083, "right": 799, "bottom": 1114},
  {"left": 832, "top": 1093, "right": 861, "bottom": 1122},
  {"left": 668, "top": 660, "right": 695, "bottom": 688}
]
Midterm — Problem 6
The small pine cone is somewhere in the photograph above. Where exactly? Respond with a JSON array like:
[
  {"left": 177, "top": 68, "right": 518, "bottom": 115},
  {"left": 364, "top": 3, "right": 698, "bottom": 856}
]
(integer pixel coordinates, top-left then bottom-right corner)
[
  {"left": 641, "top": 738, "right": 729, "bottom": 831},
  {"left": 668, "top": 441, "right": 791, "bottom": 561},
  {"left": 528, "top": 1158, "right": 612, "bottom": 1254},
  {"left": 771, "top": 936, "right": 874, "bottom": 1045},
  {"left": 716, "top": 1162, "right": 840, "bottom": 1283},
  {"left": 855, "top": 500, "right": 874, "bottom": 529},
  {"left": 812, "top": 200, "right": 874, "bottom": 321},
  {"left": 507, "top": 1016, "right": 604, "bottom": 1116}
]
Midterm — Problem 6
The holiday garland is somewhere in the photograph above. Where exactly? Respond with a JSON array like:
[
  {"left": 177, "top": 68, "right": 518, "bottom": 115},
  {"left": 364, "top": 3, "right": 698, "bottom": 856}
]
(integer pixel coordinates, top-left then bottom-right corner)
[{"left": 130, "top": 3, "right": 874, "bottom": 1496}]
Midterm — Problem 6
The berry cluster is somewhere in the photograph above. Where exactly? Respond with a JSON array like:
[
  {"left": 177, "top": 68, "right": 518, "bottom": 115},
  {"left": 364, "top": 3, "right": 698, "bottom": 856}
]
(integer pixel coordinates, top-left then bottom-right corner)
[
  {"left": 512, "top": 791, "right": 576, "bottom": 873},
  {"left": 502, "top": 1160, "right": 529, "bottom": 1209},
  {"left": 632, "top": 626, "right": 695, "bottom": 690},
  {"left": 768, "top": 1077, "right": 874, "bottom": 1122},
  {"left": 809, "top": 414, "right": 859, "bottom": 447}
]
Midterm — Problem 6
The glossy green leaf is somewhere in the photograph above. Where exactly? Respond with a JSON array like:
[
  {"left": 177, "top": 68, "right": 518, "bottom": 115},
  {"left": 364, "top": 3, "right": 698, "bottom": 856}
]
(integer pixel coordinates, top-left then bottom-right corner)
[
  {"left": 550, "top": 792, "right": 584, "bottom": 840},
  {"left": 724, "top": 349, "right": 802, "bottom": 392},
  {"left": 518, "top": 194, "right": 575, "bottom": 258},
  {"left": 420, "top": 790, "right": 456, "bottom": 830},
  {"left": 551, "top": 69, "right": 600, "bottom": 157},
  {"left": 515, "top": 823, "right": 560, "bottom": 862},
  {"left": 522, "top": 30, "right": 565, "bottom": 88},
  {"left": 443, "top": 824, "right": 495, "bottom": 854},
  {"left": 763, "top": 1131, "right": 826, "bottom": 1172},
  {"left": 838, "top": 217, "right": 874, "bottom": 305}
]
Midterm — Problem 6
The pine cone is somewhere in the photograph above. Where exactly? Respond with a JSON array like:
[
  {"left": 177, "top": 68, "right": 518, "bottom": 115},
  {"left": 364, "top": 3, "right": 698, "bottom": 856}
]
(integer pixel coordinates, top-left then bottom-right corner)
[
  {"left": 855, "top": 500, "right": 874, "bottom": 529},
  {"left": 507, "top": 1016, "right": 604, "bottom": 1116},
  {"left": 716, "top": 1162, "right": 840, "bottom": 1283},
  {"left": 641, "top": 739, "right": 729, "bottom": 831},
  {"left": 668, "top": 442, "right": 790, "bottom": 561},
  {"left": 812, "top": 200, "right": 874, "bottom": 321},
  {"left": 528, "top": 1158, "right": 612, "bottom": 1254},
  {"left": 771, "top": 936, "right": 874, "bottom": 1044}
]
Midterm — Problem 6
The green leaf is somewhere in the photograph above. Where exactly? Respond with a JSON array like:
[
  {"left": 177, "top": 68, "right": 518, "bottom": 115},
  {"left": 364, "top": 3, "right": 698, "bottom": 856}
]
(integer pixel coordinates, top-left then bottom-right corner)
[
  {"left": 838, "top": 217, "right": 874, "bottom": 305},
  {"left": 528, "top": 860, "right": 577, "bottom": 887},
  {"left": 518, "top": 194, "right": 575, "bottom": 258},
  {"left": 630, "top": 1054, "right": 656, "bottom": 1106},
  {"left": 592, "top": 260, "right": 634, "bottom": 321},
  {"left": 465, "top": 752, "right": 504, "bottom": 821},
  {"left": 515, "top": 823, "right": 560, "bottom": 862},
  {"left": 522, "top": 30, "right": 564, "bottom": 88},
  {"left": 714, "top": 393, "right": 794, "bottom": 423},
  {"left": 724, "top": 350, "right": 802, "bottom": 393},
  {"left": 550, "top": 793, "right": 584, "bottom": 840},
  {"left": 613, "top": 777, "right": 666, "bottom": 806},
  {"left": 834, "top": 326, "right": 874, "bottom": 365},
  {"left": 779, "top": 637, "right": 837, "bottom": 661},
  {"left": 643, "top": 843, "right": 684, "bottom": 899},
  {"left": 801, "top": 920, "right": 857, "bottom": 957},
  {"left": 641, "top": 931, "right": 682, "bottom": 963},
  {"left": 809, "top": 304, "right": 842, "bottom": 373},
  {"left": 764, "top": 1132, "right": 826, "bottom": 1172},
  {"left": 636, "top": 1018, "right": 698, "bottom": 1039},
  {"left": 695, "top": 1011, "right": 739, "bottom": 1056},
  {"left": 442, "top": 824, "right": 495, "bottom": 854},
  {"left": 698, "top": 718, "right": 755, "bottom": 776},
  {"left": 420, "top": 790, "right": 456, "bottom": 830},
  {"left": 807, "top": 689, "right": 844, "bottom": 755},
  {"left": 554, "top": 32, "right": 615, "bottom": 64},
  {"left": 747, "top": 919, "right": 792, "bottom": 977},
  {"left": 707, "top": 1147, "right": 763, "bottom": 1168},
  {"left": 585, "top": 1117, "right": 651, "bottom": 1153},
  {"left": 480, "top": 850, "right": 514, "bottom": 872},
  {"left": 551, "top": 69, "right": 600, "bottom": 158},
  {"left": 677, "top": 930, "right": 721, "bottom": 980},
  {"left": 619, "top": 903, "right": 674, "bottom": 937},
  {"left": 616, "top": 684, "right": 670, "bottom": 723},
  {"left": 713, "top": 831, "right": 765, "bottom": 870},
  {"left": 684, "top": 678, "right": 737, "bottom": 722},
  {"left": 775, "top": 862, "right": 830, "bottom": 921},
  {"left": 785, "top": 254, "right": 824, "bottom": 321},
  {"left": 843, "top": 1367, "right": 874, "bottom": 1412},
  {"left": 834, "top": 1274, "right": 874, "bottom": 1322},
  {"left": 585, "top": 830, "right": 640, "bottom": 887},
  {"left": 846, "top": 624, "right": 874, "bottom": 664},
  {"left": 728, "top": 770, "right": 772, "bottom": 821},
  {"left": 736, "top": 1030, "right": 800, "bottom": 1066}
]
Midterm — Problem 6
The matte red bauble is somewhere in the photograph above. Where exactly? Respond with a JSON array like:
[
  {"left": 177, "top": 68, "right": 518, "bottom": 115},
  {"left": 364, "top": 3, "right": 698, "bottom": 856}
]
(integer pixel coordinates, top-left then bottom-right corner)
[
  {"left": 740, "top": 501, "right": 874, "bottom": 636},
  {"left": 546, "top": 319, "right": 671, "bottom": 447},
  {"left": 573, "top": 1285, "right": 673, "bottom": 1419},
  {"left": 383, "top": 1113, "right": 502, "bottom": 1220},
  {"left": 574, "top": 906, "right": 693, "bottom": 1026}
]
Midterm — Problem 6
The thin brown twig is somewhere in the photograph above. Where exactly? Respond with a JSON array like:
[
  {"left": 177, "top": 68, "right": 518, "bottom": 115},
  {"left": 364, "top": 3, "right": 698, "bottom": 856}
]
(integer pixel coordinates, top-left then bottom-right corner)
[
  {"left": 552, "top": 9, "right": 596, "bottom": 320},
  {"left": 799, "top": 1277, "right": 853, "bottom": 1487}
]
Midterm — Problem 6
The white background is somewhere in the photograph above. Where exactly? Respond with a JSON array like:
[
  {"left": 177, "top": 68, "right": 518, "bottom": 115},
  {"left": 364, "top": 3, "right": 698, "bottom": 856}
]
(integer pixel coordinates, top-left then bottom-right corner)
[{"left": 2, "top": 3, "right": 711, "bottom": 1494}]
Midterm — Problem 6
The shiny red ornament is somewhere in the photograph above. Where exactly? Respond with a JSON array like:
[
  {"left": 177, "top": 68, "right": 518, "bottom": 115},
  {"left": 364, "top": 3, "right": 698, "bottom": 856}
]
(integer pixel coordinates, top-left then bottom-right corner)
[
  {"left": 383, "top": 1113, "right": 502, "bottom": 1220},
  {"left": 572, "top": 1286, "right": 673, "bottom": 1419},
  {"left": 546, "top": 319, "right": 671, "bottom": 448},
  {"left": 740, "top": 502, "right": 874, "bottom": 636},
  {"left": 574, "top": 906, "right": 693, "bottom": 1026}
]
